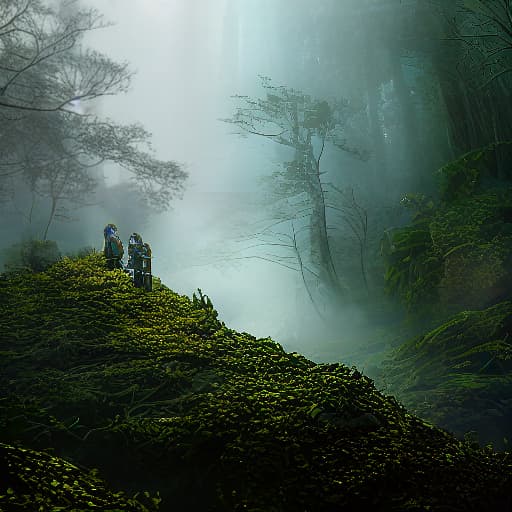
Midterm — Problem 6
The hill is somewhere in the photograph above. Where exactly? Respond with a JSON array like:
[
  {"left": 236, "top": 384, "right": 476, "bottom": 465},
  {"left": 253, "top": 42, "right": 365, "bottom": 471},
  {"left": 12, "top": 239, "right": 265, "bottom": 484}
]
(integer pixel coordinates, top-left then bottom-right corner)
[{"left": 1, "top": 254, "right": 511, "bottom": 511}]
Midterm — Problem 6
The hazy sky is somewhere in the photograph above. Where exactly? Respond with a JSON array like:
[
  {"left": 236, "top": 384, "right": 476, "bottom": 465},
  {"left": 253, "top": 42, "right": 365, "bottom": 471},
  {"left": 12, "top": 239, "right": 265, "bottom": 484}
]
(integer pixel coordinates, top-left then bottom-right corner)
[
  {"left": 1, "top": 0, "right": 431, "bottom": 365},
  {"left": 82, "top": 0, "right": 320, "bottom": 349}
]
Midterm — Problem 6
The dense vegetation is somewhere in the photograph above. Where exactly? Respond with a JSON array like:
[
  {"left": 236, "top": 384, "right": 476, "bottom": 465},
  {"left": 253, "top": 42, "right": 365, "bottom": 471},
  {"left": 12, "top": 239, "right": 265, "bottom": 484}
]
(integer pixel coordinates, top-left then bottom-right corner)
[
  {"left": 0, "top": 442, "right": 158, "bottom": 511},
  {"left": 379, "top": 143, "right": 512, "bottom": 450},
  {"left": 383, "top": 302, "right": 512, "bottom": 449},
  {"left": 1, "top": 254, "right": 511, "bottom": 510},
  {"left": 382, "top": 143, "right": 512, "bottom": 320}
]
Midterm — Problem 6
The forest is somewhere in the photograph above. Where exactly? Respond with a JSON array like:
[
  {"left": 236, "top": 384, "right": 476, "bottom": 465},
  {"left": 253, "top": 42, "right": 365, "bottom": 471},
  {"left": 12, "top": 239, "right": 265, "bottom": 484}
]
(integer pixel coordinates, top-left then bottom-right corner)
[{"left": 1, "top": 0, "right": 512, "bottom": 510}]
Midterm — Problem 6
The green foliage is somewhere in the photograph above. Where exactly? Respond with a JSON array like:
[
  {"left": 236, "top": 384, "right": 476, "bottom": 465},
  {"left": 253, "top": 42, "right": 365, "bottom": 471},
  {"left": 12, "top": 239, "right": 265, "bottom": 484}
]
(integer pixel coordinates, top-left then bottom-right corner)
[
  {"left": 384, "top": 302, "right": 512, "bottom": 448},
  {"left": 65, "top": 246, "right": 97, "bottom": 260},
  {"left": 435, "top": 142, "right": 512, "bottom": 202},
  {"left": 382, "top": 202, "right": 442, "bottom": 316},
  {"left": 0, "top": 443, "right": 159, "bottom": 511},
  {"left": 399, "top": 193, "right": 436, "bottom": 222},
  {"left": 383, "top": 145, "right": 512, "bottom": 319},
  {"left": 3, "top": 239, "right": 61, "bottom": 273},
  {"left": 436, "top": 150, "right": 482, "bottom": 202},
  {"left": 0, "top": 254, "right": 511, "bottom": 510}
]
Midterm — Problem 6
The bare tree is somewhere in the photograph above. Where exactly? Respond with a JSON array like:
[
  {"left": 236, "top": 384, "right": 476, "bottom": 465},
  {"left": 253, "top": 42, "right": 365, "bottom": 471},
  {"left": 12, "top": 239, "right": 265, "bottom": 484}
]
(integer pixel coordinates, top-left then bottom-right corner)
[
  {"left": 0, "top": 0, "right": 130, "bottom": 113},
  {"left": 223, "top": 77, "right": 368, "bottom": 312},
  {"left": 0, "top": 0, "right": 187, "bottom": 235},
  {"left": 440, "top": 0, "right": 512, "bottom": 89}
]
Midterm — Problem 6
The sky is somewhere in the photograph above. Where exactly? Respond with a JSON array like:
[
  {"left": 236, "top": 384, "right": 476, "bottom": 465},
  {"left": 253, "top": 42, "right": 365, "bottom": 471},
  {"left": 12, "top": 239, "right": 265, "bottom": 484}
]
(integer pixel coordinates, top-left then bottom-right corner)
[
  {"left": 0, "top": 0, "right": 447, "bottom": 366},
  {"left": 31, "top": 0, "right": 431, "bottom": 370},
  {"left": 81, "top": 0, "right": 328, "bottom": 352}
]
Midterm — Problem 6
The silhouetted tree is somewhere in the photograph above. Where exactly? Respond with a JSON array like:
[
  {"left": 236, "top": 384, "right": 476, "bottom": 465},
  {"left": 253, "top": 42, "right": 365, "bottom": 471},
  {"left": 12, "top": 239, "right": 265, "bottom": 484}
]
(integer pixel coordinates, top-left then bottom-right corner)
[
  {"left": 0, "top": 0, "right": 129, "bottom": 113},
  {"left": 224, "top": 77, "right": 368, "bottom": 312},
  {"left": 0, "top": 0, "right": 187, "bottom": 237},
  {"left": 412, "top": 0, "right": 512, "bottom": 167}
]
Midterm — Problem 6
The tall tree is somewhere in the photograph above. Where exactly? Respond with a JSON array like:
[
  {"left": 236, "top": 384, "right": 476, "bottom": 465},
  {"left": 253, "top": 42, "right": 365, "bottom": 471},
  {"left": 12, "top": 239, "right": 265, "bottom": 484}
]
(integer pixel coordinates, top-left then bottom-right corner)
[
  {"left": 0, "top": 0, "right": 187, "bottom": 238},
  {"left": 224, "top": 77, "right": 367, "bottom": 312},
  {"left": 415, "top": 0, "right": 512, "bottom": 171}
]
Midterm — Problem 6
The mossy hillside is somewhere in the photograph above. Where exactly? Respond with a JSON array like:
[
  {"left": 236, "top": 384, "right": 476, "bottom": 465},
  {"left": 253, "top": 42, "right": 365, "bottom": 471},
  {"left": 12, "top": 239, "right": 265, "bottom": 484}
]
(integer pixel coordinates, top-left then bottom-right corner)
[
  {"left": 383, "top": 302, "right": 512, "bottom": 448},
  {"left": 383, "top": 144, "right": 512, "bottom": 320},
  {"left": 0, "top": 442, "right": 159, "bottom": 511},
  {"left": 1, "top": 254, "right": 512, "bottom": 511}
]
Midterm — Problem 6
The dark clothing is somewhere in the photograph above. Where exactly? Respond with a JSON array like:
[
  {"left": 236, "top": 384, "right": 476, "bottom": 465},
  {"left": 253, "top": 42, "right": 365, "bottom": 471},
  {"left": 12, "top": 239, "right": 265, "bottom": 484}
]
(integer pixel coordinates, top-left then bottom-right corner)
[
  {"left": 127, "top": 234, "right": 144, "bottom": 288},
  {"left": 104, "top": 231, "right": 124, "bottom": 270},
  {"left": 142, "top": 243, "right": 152, "bottom": 292}
]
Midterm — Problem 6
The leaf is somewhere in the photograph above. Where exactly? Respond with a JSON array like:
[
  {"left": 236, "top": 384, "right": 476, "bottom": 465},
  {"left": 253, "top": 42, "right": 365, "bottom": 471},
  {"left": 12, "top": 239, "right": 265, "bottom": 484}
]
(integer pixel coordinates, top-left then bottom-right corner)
[{"left": 308, "top": 404, "right": 324, "bottom": 419}]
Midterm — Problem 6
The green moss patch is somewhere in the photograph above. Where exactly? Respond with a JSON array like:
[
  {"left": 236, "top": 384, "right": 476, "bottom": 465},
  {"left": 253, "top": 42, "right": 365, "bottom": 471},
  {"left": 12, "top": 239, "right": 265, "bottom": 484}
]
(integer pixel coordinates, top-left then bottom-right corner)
[
  {"left": 0, "top": 442, "right": 159, "bottom": 511},
  {"left": 384, "top": 302, "right": 512, "bottom": 448},
  {"left": 1, "top": 254, "right": 511, "bottom": 510}
]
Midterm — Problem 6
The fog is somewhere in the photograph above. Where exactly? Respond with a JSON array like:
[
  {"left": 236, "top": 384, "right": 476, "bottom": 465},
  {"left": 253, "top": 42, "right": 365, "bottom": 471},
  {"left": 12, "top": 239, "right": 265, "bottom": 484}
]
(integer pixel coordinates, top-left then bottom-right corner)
[
  {"left": 81, "top": 0, "right": 309, "bottom": 348},
  {"left": 1, "top": 0, "right": 454, "bottom": 365}
]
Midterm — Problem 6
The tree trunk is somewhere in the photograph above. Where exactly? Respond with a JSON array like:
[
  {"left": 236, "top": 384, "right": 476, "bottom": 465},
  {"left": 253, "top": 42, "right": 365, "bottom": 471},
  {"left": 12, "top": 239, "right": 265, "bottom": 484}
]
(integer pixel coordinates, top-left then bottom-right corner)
[
  {"left": 305, "top": 141, "right": 345, "bottom": 309},
  {"left": 43, "top": 196, "right": 57, "bottom": 241}
]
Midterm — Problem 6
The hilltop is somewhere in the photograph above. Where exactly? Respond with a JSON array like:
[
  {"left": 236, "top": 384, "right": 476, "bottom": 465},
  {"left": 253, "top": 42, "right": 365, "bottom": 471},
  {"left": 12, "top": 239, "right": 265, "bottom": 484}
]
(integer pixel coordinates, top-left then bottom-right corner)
[{"left": 1, "top": 253, "right": 511, "bottom": 511}]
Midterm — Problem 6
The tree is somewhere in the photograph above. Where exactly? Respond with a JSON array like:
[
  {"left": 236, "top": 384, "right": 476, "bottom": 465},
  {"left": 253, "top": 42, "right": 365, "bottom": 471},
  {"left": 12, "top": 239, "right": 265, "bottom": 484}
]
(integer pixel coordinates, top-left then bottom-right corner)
[
  {"left": 448, "top": 0, "right": 512, "bottom": 88},
  {"left": 0, "top": 0, "right": 129, "bottom": 113},
  {"left": 223, "top": 77, "right": 368, "bottom": 313},
  {"left": 0, "top": 0, "right": 187, "bottom": 238},
  {"left": 414, "top": 0, "right": 512, "bottom": 174},
  {"left": 26, "top": 155, "right": 96, "bottom": 240}
]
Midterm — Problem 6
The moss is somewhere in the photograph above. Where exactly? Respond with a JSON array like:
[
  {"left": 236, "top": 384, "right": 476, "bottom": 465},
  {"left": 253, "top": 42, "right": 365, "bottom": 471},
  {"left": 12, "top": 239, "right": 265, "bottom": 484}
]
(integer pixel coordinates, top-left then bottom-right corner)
[
  {"left": 384, "top": 302, "right": 512, "bottom": 448},
  {"left": 383, "top": 160, "right": 512, "bottom": 319},
  {"left": 1, "top": 254, "right": 511, "bottom": 510},
  {"left": 0, "top": 442, "right": 159, "bottom": 511}
]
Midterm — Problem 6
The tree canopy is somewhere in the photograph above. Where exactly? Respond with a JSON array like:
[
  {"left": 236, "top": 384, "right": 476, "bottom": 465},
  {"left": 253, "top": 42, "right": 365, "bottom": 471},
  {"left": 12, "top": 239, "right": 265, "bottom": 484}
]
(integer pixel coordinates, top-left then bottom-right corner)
[
  {"left": 0, "top": 0, "right": 187, "bottom": 238},
  {"left": 223, "top": 77, "right": 369, "bottom": 313}
]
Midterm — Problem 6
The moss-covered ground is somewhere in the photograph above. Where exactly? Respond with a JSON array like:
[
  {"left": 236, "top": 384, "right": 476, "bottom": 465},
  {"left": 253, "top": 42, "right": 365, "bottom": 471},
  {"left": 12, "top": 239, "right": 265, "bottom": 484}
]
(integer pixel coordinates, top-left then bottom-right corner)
[
  {"left": 1, "top": 254, "right": 511, "bottom": 510},
  {"left": 0, "top": 442, "right": 159, "bottom": 511},
  {"left": 383, "top": 302, "right": 512, "bottom": 450}
]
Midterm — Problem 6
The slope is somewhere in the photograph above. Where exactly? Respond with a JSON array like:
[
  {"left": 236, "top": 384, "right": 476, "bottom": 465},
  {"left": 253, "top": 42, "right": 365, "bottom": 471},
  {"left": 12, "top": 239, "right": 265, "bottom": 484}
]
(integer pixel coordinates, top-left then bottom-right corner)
[{"left": 0, "top": 253, "right": 511, "bottom": 511}]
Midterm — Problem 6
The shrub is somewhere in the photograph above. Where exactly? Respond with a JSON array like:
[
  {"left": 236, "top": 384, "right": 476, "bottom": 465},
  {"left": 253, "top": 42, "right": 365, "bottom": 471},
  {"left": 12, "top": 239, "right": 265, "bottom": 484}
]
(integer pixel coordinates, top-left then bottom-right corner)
[{"left": 3, "top": 239, "right": 61, "bottom": 273}]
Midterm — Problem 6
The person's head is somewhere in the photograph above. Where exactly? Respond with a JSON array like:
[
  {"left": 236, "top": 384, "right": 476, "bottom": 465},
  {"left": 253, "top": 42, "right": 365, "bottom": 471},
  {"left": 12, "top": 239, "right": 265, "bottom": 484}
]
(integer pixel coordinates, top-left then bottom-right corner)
[
  {"left": 104, "top": 224, "right": 117, "bottom": 238},
  {"left": 129, "top": 232, "right": 142, "bottom": 245}
]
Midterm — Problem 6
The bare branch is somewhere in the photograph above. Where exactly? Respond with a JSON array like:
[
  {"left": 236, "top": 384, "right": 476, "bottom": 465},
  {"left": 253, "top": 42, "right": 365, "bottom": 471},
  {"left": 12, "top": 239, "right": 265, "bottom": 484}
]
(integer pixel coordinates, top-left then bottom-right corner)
[{"left": 0, "top": 1, "right": 31, "bottom": 34}]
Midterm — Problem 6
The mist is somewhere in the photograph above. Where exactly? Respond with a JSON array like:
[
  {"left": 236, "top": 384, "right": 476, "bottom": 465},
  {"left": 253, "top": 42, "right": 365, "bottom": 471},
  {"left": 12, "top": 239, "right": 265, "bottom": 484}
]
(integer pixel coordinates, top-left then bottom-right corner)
[
  {"left": 4, "top": 3, "right": 512, "bottom": 503},
  {"left": 0, "top": 0, "right": 454, "bottom": 365}
]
